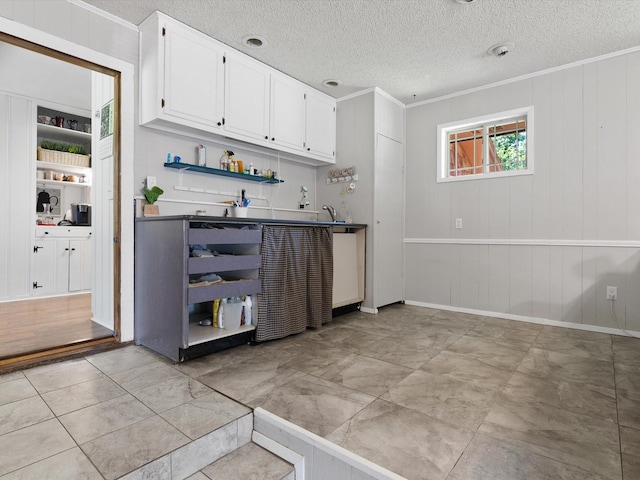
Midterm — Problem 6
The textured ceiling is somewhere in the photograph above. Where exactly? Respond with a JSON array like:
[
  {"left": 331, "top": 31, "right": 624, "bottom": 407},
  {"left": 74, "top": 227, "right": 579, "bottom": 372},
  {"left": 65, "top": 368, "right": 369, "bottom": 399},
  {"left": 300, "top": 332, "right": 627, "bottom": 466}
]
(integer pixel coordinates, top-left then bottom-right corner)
[{"left": 82, "top": 0, "right": 640, "bottom": 104}]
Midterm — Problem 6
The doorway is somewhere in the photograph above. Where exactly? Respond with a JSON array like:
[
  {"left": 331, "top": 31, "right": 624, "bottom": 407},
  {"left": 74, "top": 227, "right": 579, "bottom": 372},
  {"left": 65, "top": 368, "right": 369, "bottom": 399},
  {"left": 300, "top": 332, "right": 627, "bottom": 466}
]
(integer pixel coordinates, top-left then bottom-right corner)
[{"left": 0, "top": 31, "right": 123, "bottom": 368}]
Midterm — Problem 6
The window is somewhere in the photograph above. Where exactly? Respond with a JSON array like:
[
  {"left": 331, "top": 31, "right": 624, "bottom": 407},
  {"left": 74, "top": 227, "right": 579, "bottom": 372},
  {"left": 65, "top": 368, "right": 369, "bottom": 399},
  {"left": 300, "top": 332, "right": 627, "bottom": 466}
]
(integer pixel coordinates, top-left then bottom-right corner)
[{"left": 437, "top": 107, "right": 533, "bottom": 182}]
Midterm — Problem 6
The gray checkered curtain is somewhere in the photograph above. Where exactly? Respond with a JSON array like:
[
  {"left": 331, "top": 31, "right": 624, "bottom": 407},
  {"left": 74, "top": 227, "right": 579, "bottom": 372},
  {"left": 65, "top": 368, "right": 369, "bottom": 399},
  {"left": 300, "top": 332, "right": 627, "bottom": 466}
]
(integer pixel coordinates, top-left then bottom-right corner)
[{"left": 256, "top": 225, "right": 333, "bottom": 342}]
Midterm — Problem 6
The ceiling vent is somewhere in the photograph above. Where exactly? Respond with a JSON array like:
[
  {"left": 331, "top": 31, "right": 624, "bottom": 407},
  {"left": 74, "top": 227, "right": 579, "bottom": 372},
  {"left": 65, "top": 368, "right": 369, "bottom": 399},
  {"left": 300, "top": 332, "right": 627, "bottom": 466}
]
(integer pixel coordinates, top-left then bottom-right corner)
[{"left": 488, "top": 42, "right": 514, "bottom": 57}]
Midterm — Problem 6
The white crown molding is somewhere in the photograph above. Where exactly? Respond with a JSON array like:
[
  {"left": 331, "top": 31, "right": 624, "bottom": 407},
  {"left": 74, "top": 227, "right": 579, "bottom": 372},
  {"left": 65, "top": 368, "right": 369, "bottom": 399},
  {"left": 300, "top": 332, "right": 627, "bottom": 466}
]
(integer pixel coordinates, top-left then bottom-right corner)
[
  {"left": 71, "top": 0, "right": 139, "bottom": 31},
  {"left": 407, "top": 44, "right": 640, "bottom": 109}
]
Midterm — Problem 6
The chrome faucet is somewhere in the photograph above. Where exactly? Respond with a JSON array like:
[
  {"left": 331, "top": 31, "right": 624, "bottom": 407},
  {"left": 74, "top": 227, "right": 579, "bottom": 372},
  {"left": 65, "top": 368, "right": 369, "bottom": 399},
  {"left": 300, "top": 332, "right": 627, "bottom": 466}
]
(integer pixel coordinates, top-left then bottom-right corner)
[{"left": 322, "top": 204, "right": 337, "bottom": 222}]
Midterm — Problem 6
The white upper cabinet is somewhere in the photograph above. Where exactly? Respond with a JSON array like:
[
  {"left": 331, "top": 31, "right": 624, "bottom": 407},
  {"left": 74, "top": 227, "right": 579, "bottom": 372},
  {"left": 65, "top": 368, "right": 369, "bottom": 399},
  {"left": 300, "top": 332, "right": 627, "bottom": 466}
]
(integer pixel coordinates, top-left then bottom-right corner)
[
  {"left": 269, "top": 74, "right": 306, "bottom": 151},
  {"left": 224, "top": 51, "right": 270, "bottom": 142},
  {"left": 139, "top": 11, "right": 336, "bottom": 165},
  {"left": 140, "top": 12, "right": 224, "bottom": 131},
  {"left": 305, "top": 90, "right": 336, "bottom": 161}
]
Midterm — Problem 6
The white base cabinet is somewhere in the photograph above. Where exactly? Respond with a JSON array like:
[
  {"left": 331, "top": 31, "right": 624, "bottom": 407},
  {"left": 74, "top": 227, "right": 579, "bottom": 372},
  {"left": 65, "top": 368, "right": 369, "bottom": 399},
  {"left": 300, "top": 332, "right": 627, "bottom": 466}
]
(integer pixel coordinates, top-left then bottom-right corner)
[{"left": 32, "top": 228, "right": 92, "bottom": 296}]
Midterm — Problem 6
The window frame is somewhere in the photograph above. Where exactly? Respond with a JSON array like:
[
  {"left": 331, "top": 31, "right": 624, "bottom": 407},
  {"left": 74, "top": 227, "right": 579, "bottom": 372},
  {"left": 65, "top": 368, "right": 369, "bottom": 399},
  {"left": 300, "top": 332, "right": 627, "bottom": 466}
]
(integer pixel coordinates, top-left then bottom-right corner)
[{"left": 436, "top": 106, "right": 534, "bottom": 183}]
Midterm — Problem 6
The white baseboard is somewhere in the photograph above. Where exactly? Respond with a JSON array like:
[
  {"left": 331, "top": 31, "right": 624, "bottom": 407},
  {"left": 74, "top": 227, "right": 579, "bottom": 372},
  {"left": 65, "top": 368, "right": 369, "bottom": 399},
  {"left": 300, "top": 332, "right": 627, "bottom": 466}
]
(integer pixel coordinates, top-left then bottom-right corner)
[{"left": 404, "top": 300, "right": 640, "bottom": 338}]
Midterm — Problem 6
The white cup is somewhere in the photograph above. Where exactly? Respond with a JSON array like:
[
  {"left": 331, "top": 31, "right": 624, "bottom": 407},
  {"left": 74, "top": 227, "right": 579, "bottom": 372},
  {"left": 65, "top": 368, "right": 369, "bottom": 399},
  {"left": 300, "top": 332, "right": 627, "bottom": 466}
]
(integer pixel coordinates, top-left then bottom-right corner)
[{"left": 233, "top": 206, "right": 248, "bottom": 218}]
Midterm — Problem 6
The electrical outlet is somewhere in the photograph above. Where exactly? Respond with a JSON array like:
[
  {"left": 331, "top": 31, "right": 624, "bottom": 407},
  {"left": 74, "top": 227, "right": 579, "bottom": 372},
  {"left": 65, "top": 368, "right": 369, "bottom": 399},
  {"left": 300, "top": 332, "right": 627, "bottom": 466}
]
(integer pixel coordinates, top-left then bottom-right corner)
[
  {"left": 455, "top": 218, "right": 463, "bottom": 229},
  {"left": 606, "top": 286, "right": 617, "bottom": 300},
  {"left": 146, "top": 176, "right": 157, "bottom": 189}
]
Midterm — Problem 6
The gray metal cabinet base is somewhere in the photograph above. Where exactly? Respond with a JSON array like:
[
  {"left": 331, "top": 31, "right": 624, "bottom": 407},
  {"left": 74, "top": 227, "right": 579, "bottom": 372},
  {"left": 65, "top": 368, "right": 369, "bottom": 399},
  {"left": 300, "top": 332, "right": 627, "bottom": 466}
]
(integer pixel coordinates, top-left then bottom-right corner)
[{"left": 135, "top": 217, "right": 262, "bottom": 362}]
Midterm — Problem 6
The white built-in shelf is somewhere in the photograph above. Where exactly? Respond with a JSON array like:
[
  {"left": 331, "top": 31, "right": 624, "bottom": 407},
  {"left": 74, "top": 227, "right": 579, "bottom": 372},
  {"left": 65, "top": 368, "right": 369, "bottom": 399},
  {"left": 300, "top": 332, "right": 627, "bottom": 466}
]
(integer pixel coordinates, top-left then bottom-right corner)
[
  {"left": 37, "top": 123, "right": 91, "bottom": 144},
  {"left": 36, "top": 161, "right": 91, "bottom": 176},
  {"left": 188, "top": 321, "right": 256, "bottom": 346},
  {"left": 36, "top": 179, "right": 91, "bottom": 189}
]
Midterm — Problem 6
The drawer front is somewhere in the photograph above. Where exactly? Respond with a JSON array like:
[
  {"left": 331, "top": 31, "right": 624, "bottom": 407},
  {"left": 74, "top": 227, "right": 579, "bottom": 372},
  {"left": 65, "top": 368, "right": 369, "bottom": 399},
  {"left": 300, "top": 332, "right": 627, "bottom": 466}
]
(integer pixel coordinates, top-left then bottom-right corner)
[
  {"left": 188, "top": 227, "right": 261, "bottom": 245},
  {"left": 188, "top": 278, "right": 262, "bottom": 304},
  {"left": 35, "top": 227, "right": 92, "bottom": 239},
  {"left": 188, "top": 255, "right": 261, "bottom": 274}
]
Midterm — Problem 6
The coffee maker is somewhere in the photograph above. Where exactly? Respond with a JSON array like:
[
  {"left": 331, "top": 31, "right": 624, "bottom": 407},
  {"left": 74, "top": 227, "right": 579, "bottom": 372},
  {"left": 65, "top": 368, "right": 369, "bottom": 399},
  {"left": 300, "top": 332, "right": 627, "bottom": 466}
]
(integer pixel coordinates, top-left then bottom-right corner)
[{"left": 71, "top": 203, "right": 92, "bottom": 226}]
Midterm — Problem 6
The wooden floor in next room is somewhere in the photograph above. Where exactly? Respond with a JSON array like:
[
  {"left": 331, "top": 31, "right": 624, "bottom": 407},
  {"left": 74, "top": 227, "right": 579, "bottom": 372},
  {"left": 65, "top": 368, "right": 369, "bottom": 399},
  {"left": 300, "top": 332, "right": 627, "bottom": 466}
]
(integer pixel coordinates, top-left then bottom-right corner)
[{"left": 0, "top": 294, "right": 113, "bottom": 360}]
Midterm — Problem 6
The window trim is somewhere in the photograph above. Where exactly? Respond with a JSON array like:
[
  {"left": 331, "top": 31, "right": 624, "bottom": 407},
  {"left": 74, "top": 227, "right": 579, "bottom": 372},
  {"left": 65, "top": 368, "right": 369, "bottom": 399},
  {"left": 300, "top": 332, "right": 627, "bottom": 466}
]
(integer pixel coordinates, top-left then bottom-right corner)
[{"left": 436, "top": 106, "right": 534, "bottom": 183}]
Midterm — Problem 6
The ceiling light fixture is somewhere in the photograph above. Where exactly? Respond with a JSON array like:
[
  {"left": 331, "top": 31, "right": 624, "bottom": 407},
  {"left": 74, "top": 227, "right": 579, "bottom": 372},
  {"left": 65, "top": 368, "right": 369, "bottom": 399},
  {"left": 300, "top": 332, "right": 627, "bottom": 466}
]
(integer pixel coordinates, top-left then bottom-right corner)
[
  {"left": 454, "top": 0, "right": 476, "bottom": 4},
  {"left": 322, "top": 79, "right": 342, "bottom": 87},
  {"left": 488, "top": 42, "right": 514, "bottom": 57},
  {"left": 242, "top": 35, "right": 266, "bottom": 48}
]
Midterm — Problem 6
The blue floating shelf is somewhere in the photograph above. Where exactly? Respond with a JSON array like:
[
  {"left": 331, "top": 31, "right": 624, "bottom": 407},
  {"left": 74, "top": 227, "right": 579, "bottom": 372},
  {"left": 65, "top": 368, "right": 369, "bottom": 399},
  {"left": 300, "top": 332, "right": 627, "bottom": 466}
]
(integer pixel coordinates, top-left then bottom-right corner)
[{"left": 164, "top": 162, "right": 283, "bottom": 183}]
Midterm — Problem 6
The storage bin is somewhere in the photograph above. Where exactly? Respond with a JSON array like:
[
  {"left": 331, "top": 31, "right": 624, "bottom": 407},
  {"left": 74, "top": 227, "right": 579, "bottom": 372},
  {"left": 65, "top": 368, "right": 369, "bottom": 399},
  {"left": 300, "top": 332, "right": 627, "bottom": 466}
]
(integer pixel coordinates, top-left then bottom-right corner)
[{"left": 223, "top": 298, "right": 244, "bottom": 330}]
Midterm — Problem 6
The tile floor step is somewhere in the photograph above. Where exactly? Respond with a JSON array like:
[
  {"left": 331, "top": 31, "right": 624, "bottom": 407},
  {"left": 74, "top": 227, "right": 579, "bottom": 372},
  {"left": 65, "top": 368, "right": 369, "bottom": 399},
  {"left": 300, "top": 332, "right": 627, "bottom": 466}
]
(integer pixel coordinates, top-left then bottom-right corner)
[{"left": 194, "top": 442, "right": 295, "bottom": 480}]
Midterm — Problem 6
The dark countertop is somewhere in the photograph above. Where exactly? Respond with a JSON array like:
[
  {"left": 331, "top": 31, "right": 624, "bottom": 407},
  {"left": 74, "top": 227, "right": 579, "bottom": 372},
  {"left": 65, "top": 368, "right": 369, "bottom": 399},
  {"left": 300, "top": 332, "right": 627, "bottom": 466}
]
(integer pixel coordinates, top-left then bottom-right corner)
[{"left": 135, "top": 215, "right": 367, "bottom": 230}]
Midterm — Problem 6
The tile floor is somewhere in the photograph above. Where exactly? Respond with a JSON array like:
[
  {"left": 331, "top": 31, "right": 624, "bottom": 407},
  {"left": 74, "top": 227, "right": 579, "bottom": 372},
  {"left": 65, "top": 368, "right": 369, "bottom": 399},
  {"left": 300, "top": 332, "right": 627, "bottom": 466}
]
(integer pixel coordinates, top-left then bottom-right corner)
[{"left": 1, "top": 304, "right": 639, "bottom": 479}]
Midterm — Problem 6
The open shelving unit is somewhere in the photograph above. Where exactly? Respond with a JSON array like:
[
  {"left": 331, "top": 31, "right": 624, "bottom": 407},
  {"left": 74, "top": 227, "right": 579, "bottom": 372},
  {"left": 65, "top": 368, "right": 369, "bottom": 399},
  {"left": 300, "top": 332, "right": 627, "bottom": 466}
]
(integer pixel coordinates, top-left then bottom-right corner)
[{"left": 135, "top": 217, "right": 262, "bottom": 362}]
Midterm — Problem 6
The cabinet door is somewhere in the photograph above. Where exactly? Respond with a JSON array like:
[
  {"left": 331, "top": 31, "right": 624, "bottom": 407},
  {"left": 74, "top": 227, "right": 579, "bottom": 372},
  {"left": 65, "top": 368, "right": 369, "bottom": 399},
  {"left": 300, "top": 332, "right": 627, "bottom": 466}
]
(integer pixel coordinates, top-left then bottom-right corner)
[
  {"left": 305, "top": 90, "right": 336, "bottom": 161},
  {"left": 163, "top": 20, "right": 224, "bottom": 129},
  {"left": 69, "top": 239, "right": 92, "bottom": 292},
  {"left": 270, "top": 74, "right": 306, "bottom": 151},
  {"left": 31, "top": 240, "right": 56, "bottom": 295},
  {"left": 223, "top": 52, "right": 270, "bottom": 142}
]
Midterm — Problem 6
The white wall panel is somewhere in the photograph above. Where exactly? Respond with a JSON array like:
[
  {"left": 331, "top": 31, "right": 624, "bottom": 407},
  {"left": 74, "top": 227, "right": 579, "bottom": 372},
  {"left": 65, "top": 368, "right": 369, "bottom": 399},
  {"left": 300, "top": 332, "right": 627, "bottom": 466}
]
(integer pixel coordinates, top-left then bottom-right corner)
[
  {"left": 596, "top": 56, "right": 627, "bottom": 241},
  {"left": 582, "top": 63, "right": 598, "bottom": 240},
  {"left": 531, "top": 75, "right": 551, "bottom": 239},
  {"left": 531, "top": 246, "right": 551, "bottom": 319},
  {"left": 595, "top": 248, "right": 628, "bottom": 329},
  {"left": 70, "top": 3, "right": 90, "bottom": 47},
  {"left": 509, "top": 246, "right": 532, "bottom": 316},
  {"left": 404, "top": 244, "right": 452, "bottom": 305},
  {"left": 548, "top": 71, "right": 565, "bottom": 239},
  {"left": 33, "top": 1, "right": 71, "bottom": 41},
  {"left": 487, "top": 179, "right": 510, "bottom": 238},
  {"left": 478, "top": 244, "right": 490, "bottom": 311},
  {"left": 405, "top": 47, "right": 640, "bottom": 335},
  {"left": 0, "top": 1, "right": 13, "bottom": 19},
  {"left": 548, "top": 246, "right": 564, "bottom": 321},
  {"left": 562, "top": 247, "right": 583, "bottom": 324},
  {"left": 509, "top": 175, "right": 533, "bottom": 239},
  {"left": 626, "top": 52, "right": 640, "bottom": 241},
  {"left": 488, "top": 245, "right": 510, "bottom": 313},
  {"left": 458, "top": 245, "right": 479, "bottom": 309},
  {"left": 561, "top": 67, "right": 583, "bottom": 239},
  {"left": 581, "top": 247, "right": 599, "bottom": 326},
  {"left": 624, "top": 249, "right": 640, "bottom": 331}
]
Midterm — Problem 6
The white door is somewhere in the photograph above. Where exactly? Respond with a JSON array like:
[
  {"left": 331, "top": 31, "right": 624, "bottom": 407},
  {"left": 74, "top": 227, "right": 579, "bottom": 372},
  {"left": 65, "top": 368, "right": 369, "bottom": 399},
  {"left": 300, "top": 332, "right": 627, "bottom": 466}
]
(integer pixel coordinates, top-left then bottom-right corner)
[
  {"left": 305, "top": 90, "right": 336, "bottom": 160},
  {"left": 374, "top": 134, "right": 404, "bottom": 308},
  {"left": 163, "top": 20, "right": 224, "bottom": 128},
  {"left": 270, "top": 74, "right": 305, "bottom": 151},
  {"left": 224, "top": 51, "right": 270, "bottom": 142}
]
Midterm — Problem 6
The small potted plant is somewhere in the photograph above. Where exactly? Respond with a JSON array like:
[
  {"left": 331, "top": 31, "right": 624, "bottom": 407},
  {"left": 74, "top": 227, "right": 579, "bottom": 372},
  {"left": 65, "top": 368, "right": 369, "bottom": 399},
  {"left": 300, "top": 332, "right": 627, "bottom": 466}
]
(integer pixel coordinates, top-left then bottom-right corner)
[{"left": 142, "top": 185, "right": 163, "bottom": 216}]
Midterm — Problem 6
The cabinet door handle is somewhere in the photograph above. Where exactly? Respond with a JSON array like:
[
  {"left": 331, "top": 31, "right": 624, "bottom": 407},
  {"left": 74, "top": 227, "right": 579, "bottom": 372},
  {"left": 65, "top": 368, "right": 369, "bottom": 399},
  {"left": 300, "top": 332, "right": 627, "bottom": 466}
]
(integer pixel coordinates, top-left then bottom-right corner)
[
  {"left": 217, "top": 121, "right": 222, "bottom": 126},
  {"left": 32, "top": 282, "right": 43, "bottom": 289},
  {"left": 271, "top": 137, "right": 275, "bottom": 141},
  {"left": 264, "top": 136, "right": 268, "bottom": 140},
  {"left": 65, "top": 247, "right": 69, "bottom": 251},
  {"left": 307, "top": 147, "right": 311, "bottom": 151},
  {"left": 33, "top": 245, "right": 43, "bottom": 253},
  {"left": 71, "top": 248, "right": 76, "bottom": 252}
]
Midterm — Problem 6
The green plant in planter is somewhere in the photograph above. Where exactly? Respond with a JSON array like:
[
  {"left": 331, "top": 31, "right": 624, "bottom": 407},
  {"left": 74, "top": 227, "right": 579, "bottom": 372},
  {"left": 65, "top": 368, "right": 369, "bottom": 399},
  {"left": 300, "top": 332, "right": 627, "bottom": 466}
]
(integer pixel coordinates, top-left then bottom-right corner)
[
  {"left": 40, "top": 140, "right": 87, "bottom": 155},
  {"left": 142, "top": 185, "right": 164, "bottom": 205}
]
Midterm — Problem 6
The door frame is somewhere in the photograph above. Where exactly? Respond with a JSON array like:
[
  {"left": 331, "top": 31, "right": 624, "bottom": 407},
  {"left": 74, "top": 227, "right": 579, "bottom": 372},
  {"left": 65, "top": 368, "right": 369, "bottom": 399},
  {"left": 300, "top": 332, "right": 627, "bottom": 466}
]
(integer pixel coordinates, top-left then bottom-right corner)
[{"left": 0, "top": 17, "right": 135, "bottom": 369}]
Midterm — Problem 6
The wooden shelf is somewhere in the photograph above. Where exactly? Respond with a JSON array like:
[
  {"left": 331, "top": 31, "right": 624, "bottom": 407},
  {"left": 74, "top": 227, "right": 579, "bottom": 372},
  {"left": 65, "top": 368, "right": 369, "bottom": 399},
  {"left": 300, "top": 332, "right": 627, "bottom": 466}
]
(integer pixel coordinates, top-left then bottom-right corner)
[{"left": 164, "top": 162, "right": 283, "bottom": 183}]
